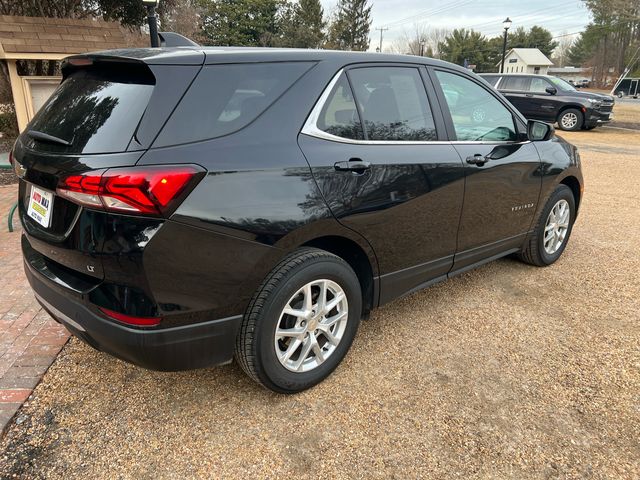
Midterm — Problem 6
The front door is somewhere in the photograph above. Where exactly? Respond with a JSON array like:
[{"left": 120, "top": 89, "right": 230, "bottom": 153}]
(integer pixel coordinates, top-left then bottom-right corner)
[
  {"left": 431, "top": 69, "right": 542, "bottom": 272},
  {"left": 299, "top": 65, "right": 465, "bottom": 303}
]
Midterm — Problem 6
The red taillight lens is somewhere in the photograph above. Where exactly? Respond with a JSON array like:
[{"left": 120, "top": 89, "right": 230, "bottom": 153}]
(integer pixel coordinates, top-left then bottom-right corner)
[
  {"left": 99, "top": 307, "right": 160, "bottom": 327},
  {"left": 57, "top": 165, "right": 204, "bottom": 216},
  {"left": 67, "top": 57, "right": 93, "bottom": 67},
  {"left": 8, "top": 150, "right": 14, "bottom": 166}
]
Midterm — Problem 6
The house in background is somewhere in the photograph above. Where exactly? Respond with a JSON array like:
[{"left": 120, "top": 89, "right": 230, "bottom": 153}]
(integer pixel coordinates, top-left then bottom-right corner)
[
  {"left": 497, "top": 48, "right": 553, "bottom": 74},
  {"left": 0, "top": 15, "right": 144, "bottom": 133}
]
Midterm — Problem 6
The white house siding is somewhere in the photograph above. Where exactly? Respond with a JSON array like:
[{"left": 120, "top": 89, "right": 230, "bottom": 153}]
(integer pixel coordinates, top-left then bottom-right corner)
[{"left": 499, "top": 49, "right": 552, "bottom": 75}]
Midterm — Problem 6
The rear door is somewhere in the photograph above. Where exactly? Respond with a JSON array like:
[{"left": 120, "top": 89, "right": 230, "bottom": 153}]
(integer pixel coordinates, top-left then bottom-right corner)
[
  {"left": 430, "top": 68, "right": 542, "bottom": 272},
  {"left": 526, "top": 76, "right": 562, "bottom": 122},
  {"left": 299, "top": 64, "right": 465, "bottom": 303},
  {"left": 497, "top": 76, "right": 533, "bottom": 119}
]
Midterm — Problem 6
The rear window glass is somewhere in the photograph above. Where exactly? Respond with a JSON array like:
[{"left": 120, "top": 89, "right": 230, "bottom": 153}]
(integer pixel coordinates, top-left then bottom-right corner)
[
  {"left": 500, "top": 76, "right": 529, "bottom": 91},
  {"left": 28, "top": 68, "right": 154, "bottom": 154},
  {"left": 155, "top": 62, "right": 314, "bottom": 147}
]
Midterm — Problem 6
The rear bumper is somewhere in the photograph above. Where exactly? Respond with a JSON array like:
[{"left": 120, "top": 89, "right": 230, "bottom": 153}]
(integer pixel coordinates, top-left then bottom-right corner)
[{"left": 25, "top": 258, "right": 242, "bottom": 371}]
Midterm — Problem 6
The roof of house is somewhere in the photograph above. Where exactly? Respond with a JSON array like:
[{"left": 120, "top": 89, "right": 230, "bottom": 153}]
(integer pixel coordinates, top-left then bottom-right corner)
[
  {"left": 0, "top": 15, "right": 144, "bottom": 59},
  {"left": 497, "top": 48, "right": 554, "bottom": 67}
]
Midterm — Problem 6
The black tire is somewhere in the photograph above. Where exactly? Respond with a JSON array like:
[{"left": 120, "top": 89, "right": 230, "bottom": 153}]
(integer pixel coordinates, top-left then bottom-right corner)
[
  {"left": 235, "top": 247, "right": 362, "bottom": 393},
  {"left": 518, "top": 185, "right": 576, "bottom": 267},
  {"left": 557, "top": 108, "right": 583, "bottom": 131}
]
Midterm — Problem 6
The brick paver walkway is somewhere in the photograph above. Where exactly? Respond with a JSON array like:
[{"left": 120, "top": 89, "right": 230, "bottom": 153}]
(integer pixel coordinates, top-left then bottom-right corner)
[{"left": 0, "top": 184, "right": 69, "bottom": 433}]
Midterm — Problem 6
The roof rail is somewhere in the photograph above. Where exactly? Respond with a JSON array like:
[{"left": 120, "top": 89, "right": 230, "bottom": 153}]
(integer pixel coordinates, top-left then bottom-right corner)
[{"left": 157, "top": 32, "right": 200, "bottom": 47}]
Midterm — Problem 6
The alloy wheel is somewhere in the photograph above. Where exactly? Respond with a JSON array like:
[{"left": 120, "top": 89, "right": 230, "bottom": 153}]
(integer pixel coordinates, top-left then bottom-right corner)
[
  {"left": 544, "top": 199, "right": 570, "bottom": 255},
  {"left": 274, "top": 279, "right": 349, "bottom": 373},
  {"left": 561, "top": 112, "right": 578, "bottom": 130}
]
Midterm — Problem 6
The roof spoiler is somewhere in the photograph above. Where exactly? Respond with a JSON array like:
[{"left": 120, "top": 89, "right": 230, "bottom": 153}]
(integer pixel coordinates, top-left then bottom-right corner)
[{"left": 158, "top": 32, "right": 200, "bottom": 47}]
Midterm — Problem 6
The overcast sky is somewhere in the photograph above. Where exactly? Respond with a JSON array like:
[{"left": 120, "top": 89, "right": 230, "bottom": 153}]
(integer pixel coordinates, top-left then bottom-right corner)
[{"left": 320, "top": 0, "right": 592, "bottom": 51}]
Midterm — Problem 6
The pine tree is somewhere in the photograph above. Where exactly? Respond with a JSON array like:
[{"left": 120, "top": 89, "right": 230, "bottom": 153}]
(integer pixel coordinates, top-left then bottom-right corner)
[
  {"left": 278, "top": 0, "right": 326, "bottom": 48},
  {"left": 197, "top": 0, "right": 281, "bottom": 47},
  {"left": 326, "top": 0, "right": 372, "bottom": 51}
]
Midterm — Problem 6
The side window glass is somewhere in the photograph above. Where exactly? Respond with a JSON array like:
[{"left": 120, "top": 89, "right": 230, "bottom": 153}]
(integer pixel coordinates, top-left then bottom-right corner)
[
  {"left": 435, "top": 70, "right": 518, "bottom": 142},
  {"left": 317, "top": 74, "right": 364, "bottom": 140},
  {"left": 501, "top": 76, "right": 529, "bottom": 91},
  {"left": 529, "top": 77, "right": 551, "bottom": 93},
  {"left": 348, "top": 67, "right": 437, "bottom": 141},
  {"left": 157, "top": 62, "right": 313, "bottom": 146}
]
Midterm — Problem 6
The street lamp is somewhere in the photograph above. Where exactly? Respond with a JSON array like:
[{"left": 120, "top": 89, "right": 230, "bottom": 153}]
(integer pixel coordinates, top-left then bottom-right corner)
[
  {"left": 500, "top": 17, "right": 512, "bottom": 74},
  {"left": 142, "top": 0, "right": 160, "bottom": 48},
  {"left": 420, "top": 40, "right": 426, "bottom": 57}
]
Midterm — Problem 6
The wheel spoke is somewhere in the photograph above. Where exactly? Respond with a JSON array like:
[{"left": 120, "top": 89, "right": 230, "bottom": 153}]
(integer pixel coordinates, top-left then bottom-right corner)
[
  {"left": 324, "top": 293, "right": 345, "bottom": 314},
  {"left": 303, "top": 283, "right": 313, "bottom": 312},
  {"left": 283, "top": 307, "right": 309, "bottom": 320},
  {"left": 276, "top": 327, "right": 305, "bottom": 340},
  {"left": 318, "top": 327, "right": 339, "bottom": 346},
  {"left": 280, "top": 338, "right": 302, "bottom": 363},
  {"left": 317, "top": 280, "right": 327, "bottom": 312},
  {"left": 311, "top": 334, "right": 325, "bottom": 362},
  {"left": 320, "top": 310, "right": 347, "bottom": 329},
  {"left": 293, "top": 337, "right": 313, "bottom": 371}
]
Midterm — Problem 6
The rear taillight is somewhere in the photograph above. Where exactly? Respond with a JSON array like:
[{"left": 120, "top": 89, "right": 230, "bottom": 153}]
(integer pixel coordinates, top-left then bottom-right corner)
[
  {"left": 8, "top": 150, "right": 14, "bottom": 166},
  {"left": 57, "top": 165, "right": 205, "bottom": 216},
  {"left": 99, "top": 307, "right": 160, "bottom": 327}
]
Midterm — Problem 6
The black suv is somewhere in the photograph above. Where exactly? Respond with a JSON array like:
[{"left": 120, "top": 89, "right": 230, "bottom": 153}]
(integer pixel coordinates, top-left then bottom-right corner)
[
  {"left": 480, "top": 73, "right": 615, "bottom": 131},
  {"left": 13, "top": 48, "right": 583, "bottom": 393}
]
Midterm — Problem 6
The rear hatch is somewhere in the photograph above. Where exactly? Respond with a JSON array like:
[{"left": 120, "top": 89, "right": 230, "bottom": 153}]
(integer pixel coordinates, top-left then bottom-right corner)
[{"left": 15, "top": 53, "right": 203, "bottom": 283}]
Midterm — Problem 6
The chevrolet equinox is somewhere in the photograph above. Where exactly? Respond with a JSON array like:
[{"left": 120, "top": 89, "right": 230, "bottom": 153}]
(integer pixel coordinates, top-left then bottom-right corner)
[{"left": 13, "top": 48, "right": 583, "bottom": 393}]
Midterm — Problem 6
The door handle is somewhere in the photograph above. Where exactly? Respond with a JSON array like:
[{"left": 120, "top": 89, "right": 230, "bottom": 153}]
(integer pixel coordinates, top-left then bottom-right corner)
[
  {"left": 334, "top": 159, "right": 371, "bottom": 173},
  {"left": 466, "top": 154, "right": 489, "bottom": 166}
]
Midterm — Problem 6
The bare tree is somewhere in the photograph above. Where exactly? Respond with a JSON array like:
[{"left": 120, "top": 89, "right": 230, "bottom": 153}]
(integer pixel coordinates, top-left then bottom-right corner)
[
  {"left": 386, "top": 23, "right": 450, "bottom": 58},
  {"left": 553, "top": 33, "right": 575, "bottom": 67},
  {"left": 160, "top": 0, "right": 202, "bottom": 42}
]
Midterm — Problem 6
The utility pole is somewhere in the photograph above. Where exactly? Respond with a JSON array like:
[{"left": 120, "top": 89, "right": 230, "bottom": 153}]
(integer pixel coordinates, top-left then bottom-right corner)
[{"left": 375, "top": 27, "right": 388, "bottom": 53}]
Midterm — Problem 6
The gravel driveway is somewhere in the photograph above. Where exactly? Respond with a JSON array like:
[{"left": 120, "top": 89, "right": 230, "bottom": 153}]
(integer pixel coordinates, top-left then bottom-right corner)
[{"left": 0, "top": 129, "right": 638, "bottom": 479}]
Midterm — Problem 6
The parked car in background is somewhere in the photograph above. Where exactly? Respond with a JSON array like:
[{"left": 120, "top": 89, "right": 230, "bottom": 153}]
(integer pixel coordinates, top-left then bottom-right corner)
[
  {"left": 480, "top": 73, "right": 614, "bottom": 131},
  {"left": 13, "top": 48, "right": 583, "bottom": 393}
]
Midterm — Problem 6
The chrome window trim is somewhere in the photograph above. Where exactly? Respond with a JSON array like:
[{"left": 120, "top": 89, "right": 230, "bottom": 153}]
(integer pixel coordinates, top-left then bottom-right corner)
[{"left": 301, "top": 68, "right": 530, "bottom": 147}]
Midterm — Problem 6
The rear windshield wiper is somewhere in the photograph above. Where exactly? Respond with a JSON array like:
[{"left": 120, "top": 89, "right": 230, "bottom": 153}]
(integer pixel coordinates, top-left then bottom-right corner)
[{"left": 26, "top": 130, "right": 72, "bottom": 147}]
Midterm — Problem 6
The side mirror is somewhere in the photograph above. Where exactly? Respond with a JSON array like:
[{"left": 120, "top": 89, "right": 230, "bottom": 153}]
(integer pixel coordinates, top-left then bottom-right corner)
[
  {"left": 528, "top": 120, "right": 554, "bottom": 142},
  {"left": 545, "top": 86, "right": 557, "bottom": 95}
]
